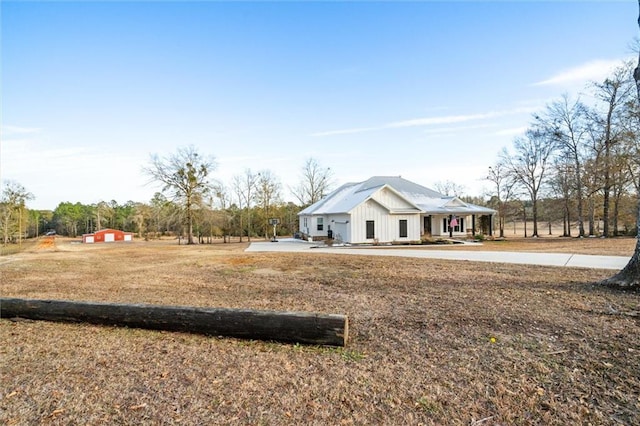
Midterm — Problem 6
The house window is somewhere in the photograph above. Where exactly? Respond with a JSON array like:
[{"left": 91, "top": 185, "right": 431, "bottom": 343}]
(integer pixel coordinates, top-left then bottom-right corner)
[
  {"left": 366, "top": 220, "right": 375, "bottom": 239},
  {"left": 443, "top": 217, "right": 465, "bottom": 233},
  {"left": 317, "top": 218, "right": 323, "bottom": 231},
  {"left": 303, "top": 217, "right": 308, "bottom": 228},
  {"left": 399, "top": 220, "right": 408, "bottom": 238}
]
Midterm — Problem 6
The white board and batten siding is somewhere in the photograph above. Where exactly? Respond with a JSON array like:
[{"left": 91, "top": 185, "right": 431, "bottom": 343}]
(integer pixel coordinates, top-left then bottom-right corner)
[
  {"left": 350, "top": 200, "right": 384, "bottom": 243},
  {"left": 349, "top": 187, "right": 421, "bottom": 243},
  {"left": 350, "top": 199, "right": 420, "bottom": 243},
  {"left": 376, "top": 187, "right": 411, "bottom": 210},
  {"left": 392, "top": 214, "right": 420, "bottom": 241}
]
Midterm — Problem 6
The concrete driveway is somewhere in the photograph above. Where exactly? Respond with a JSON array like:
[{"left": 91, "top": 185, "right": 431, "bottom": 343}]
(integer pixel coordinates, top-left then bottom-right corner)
[{"left": 245, "top": 239, "right": 630, "bottom": 270}]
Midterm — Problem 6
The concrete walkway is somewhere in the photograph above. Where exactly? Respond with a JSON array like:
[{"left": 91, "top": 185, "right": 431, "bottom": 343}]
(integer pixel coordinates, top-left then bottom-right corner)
[{"left": 245, "top": 239, "right": 630, "bottom": 270}]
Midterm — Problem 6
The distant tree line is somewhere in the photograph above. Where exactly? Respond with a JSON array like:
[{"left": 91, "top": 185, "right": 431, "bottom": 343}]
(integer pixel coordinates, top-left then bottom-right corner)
[
  {"left": 0, "top": 154, "right": 333, "bottom": 245},
  {"left": 43, "top": 196, "right": 305, "bottom": 243},
  {"left": 0, "top": 181, "right": 33, "bottom": 245}
]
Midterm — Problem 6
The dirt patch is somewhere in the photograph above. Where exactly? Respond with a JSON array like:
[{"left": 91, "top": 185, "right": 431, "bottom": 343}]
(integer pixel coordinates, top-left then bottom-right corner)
[
  {"left": 35, "top": 236, "right": 56, "bottom": 250},
  {"left": 1, "top": 238, "right": 639, "bottom": 425},
  {"left": 252, "top": 267, "right": 285, "bottom": 276}
]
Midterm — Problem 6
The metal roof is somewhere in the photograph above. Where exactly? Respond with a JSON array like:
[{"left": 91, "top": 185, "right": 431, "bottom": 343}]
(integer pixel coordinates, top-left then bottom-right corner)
[{"left": 299, "top": 176, "right": 495, "bottom": 216}]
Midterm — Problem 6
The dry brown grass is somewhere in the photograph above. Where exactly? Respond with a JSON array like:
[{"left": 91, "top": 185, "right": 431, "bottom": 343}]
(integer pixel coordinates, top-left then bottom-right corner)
[
  {"left": 454, "top": 235, "right": 637, "bottom": 256},
  {"left": 1, "top": 237, "right": 639, "bottom": 425}
]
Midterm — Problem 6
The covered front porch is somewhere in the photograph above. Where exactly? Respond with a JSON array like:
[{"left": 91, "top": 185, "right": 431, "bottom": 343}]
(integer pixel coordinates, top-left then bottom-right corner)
[{"left": 422, "top": 213, "right": 494, "bottom": 238}]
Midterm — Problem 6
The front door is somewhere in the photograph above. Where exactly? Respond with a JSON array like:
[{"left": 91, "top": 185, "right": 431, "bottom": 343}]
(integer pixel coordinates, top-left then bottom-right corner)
[{"left": 423, "top": 216, "right": 432, "bottom": 235}]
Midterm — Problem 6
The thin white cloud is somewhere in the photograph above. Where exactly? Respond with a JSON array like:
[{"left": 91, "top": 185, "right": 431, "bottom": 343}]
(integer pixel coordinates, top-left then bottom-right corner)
[
  {"left": 387, "top": 112, "right": 496, "bottom": 128},
  {"left": 1, "top": 125, "right": 40, "bottom": 135},
  {"left": 422, "top": 124, "right": 495, "bottom": 135},
  {"left": 312, "top": 107, "right": 537, "bottom": 137},
  {"left": 310, "top": 126, "right": 381, "bottom": 137},
  {"left": 532, "top": 58, "right": 631, "bottom": 87},
  {"left": 4, "top": 145, "right": 119, "bottom": 178},
  {"left": 494, "top": 126, "right": 528, "bottom": 136}
]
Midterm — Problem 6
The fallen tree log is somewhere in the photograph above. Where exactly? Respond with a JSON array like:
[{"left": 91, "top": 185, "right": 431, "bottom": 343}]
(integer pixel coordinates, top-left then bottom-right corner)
[{"left": 0, "top": 297, "right": 348, "bottom": 347}]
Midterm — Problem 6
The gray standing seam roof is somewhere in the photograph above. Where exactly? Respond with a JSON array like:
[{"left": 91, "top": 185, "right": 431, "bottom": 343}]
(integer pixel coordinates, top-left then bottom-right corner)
[{"left": 299, "top": 176, "right": 496, "bottom": 216}]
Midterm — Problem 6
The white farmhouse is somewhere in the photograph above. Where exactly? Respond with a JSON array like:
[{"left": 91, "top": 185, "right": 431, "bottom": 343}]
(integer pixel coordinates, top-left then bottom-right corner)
[{"left": 298, "top": 176, "right": 496, "bottom": 244}]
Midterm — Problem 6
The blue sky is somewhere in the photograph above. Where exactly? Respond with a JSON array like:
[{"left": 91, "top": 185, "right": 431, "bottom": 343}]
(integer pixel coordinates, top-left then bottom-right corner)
[{"left": 1, "top": 1, "right": 637, "bottom": 210}]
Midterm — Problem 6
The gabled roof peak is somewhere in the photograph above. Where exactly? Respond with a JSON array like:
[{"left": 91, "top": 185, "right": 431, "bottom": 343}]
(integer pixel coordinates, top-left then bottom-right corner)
[{"left": 357, "top": 176, "right": 445, "bottom": 198}]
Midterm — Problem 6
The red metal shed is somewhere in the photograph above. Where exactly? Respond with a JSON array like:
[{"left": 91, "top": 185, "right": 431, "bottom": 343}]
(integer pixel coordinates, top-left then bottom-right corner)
[{"left": 82, "top": 229, "right": 133, "bottom": 244}]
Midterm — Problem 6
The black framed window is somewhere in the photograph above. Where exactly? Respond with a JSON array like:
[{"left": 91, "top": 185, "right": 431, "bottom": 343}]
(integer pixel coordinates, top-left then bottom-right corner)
[
  {"left": 317, "top": 218, "right": 323, "bottom": 231},
  {"left": 399, "top": 220, "right": 408, "bottom": 238},
  {"left": 366, "top": 220, "right": 375, "bottom": 239}
]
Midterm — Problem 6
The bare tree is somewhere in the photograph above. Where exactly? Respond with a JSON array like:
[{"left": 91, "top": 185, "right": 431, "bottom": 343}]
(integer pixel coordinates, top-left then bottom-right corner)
[
  {"left": 213, "top": 184, "right": 232, "bottom": 243},
  {"left": 548, "top": 155, "right": 576, "bottom": 237},
  {"left": 581, "top": 143, "right": 605, "bottom": 236},
  {"left": 0, "top": 181, "right": 33, "bottom": 245},
  {"left": 502, "top": 128, "right": 557, "bottom": 237},
  {"left": 589, "top": 62, "right": 635, "bottom": 237},
  {"left": 602, "top": 4, "right": 640, "bottom": 288},
  {"left": 291, "top": 158, "right": 333, "bottom": 206},
  {"left": 233, "top": 169, "right": 259, "bottom": 242},
  {"left": 144, "top": 146, "right": 216, "bottom": 245},
  {"left": 535, "top": 94, "right": 589, "bottom": 236},
  {"left": 231, "top": 176, "right": 244, "bottom": 242},
  {"left": 255, "top": 170, "right": 282, "bottom": 239},
  {"left": 610, "top": 142, "right": 634, "bottom": 236},
  {"left": 486, "top": 161, "right": 516, "bottom": 238},
  {"left": 433, "top": 180, "right": 466, "bottom": 197}
]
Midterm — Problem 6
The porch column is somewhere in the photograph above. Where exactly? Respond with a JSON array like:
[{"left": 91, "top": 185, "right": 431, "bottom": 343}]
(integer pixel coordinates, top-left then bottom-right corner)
[{"left": 489, "top": 214, "right": 493, "bottom": 236}]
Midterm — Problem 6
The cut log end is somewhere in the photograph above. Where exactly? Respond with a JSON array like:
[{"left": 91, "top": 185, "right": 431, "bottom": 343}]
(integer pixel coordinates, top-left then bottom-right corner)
[{"left": 343, "top": 317, "right": 349, "bottom": 346}]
